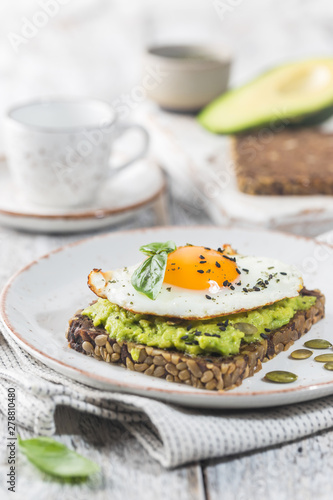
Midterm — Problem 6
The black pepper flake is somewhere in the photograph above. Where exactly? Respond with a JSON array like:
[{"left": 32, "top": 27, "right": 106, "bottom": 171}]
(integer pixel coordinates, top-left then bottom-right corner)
[
  {"left": 217, "top": 247, "right": 223, "bottom": 253},
  {"left": 115, "top": 316, "right": 119, "bottom": 319},
  {"left": 280, "top": 272, "right": 287, "bottom": 275},
  {"left": 236, "top": 268, "right": 241, "bottom": 274},
  {"left": 225, "top": 319, "right": 229, "bottom": 326},
  {"left": 223, "top": 280, "right": 229, "bottom": 287},
  {"left": 192, "top": 340, "right": 199, "bottom": 345},
  {"left": 204, "top": 247, "right": 211, "bottom": 250},
  {"left": 260, "top": 333, "right": 269, "bottom": 339},
  {"left": 199, "top": 254, "right": 205, "bottom": 259},
  {"left": 204, "top": 333, "right": 212, "bottom": 337},
  {"left": 171, "top": 268, "right": 176, "bottom": 271},
  {"left": 205, "top": 294, "right": 212, "bottom": 300},
  {"left": 171, "top": 263, "right": 175, "bottom": 265},
  {"left": 242, "top": 268, "right": 249, "bottom": 273},
  {"left": 206, "top": 269, "right": 211, "bottom": 273},
  {"left": 269, "top": 274, "right": 273, "bottom": 279},
  {"left": 265, "top": 328, "right": 271, "bottom": 332},
  {"left": 181, "top": 335, "right": 189, "bottom": 340},
  {"left": 197, "top": 270, "right": 204, "bottom": 274},
  {"left": 243, "top": 288, "right": 248, "bottom": 292},
  {"left": 223, "top": 255, "right": 236, "bottom": 262},
  {"left": 200, "top": 260, "right": 207, "bottom": 264},
  {"left": 237, "top": 282, "right": 242, "bottom": 286},
  {"left": 186, "top": 324, "right": 192, "bottom": 331},
  {"left": 219, "top": 326, "right": 226, "bottom": 331},
  {"left": 230, "top": 285, "right": 235, "bottom": 290},
  {"left": 265, "top": 280, "right": 269, "bottom": 285},
  {"left": 212, "top": 334, "right": 220, "bottom": 338},
  {"left": 215, "top": 261, "right": 221, "bottom": 268},
  {"left": 253, "top": 286, "right": 260, "bottom": 291},
  {"left": 185, "top": 342, "right": 192, "bottom": 345},
  {"left": 166, "top": 287, "right": 172, "bottom": 292},
  {"left": 194, "top": 331, "right": 202, "bottom": 336}
]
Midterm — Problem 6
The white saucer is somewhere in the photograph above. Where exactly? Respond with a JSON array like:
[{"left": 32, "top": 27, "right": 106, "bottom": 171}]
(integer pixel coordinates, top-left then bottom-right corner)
[{"left": 0, "top": 159, "right": 166, "bottom": 233}]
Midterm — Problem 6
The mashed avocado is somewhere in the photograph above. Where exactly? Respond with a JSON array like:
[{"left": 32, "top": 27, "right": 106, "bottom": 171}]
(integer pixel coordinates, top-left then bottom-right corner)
[{"left": 82, "top": 295, "right": 316, "bottom": 357}]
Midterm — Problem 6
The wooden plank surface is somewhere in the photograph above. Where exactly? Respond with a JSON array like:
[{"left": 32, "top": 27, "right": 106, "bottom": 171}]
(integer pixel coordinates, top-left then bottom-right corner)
[
  {"left": 204, "top": 429, "right": 333, "bottom": 500},
  {"left": 3, "top": 407, "right": 333, "bottom": 500}
]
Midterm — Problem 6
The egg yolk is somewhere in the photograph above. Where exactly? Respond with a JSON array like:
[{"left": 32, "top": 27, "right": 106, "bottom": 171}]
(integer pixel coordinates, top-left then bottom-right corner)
[{"left": 163, "top": 246, "right": 240, "bottom": 291}]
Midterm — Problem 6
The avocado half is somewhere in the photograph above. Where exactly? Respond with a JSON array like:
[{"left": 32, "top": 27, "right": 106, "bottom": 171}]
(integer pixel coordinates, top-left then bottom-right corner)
[{"left": 198, "top": 58, "right": 333, "bottom": 134}]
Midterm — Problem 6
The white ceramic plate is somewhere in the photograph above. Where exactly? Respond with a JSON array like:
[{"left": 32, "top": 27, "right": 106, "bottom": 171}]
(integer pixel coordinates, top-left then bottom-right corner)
[
  {"left": 0, "top": 159, "right": 166, "bottom": 233},
  {"left": 1, "top": 226, "right": 333, "bottom": 409}
]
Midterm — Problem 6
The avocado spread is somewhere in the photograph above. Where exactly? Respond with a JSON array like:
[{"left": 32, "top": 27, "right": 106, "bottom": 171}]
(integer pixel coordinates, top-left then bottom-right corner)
[{"left": 82, "top": 296, "right": 316, "bottom": 358}]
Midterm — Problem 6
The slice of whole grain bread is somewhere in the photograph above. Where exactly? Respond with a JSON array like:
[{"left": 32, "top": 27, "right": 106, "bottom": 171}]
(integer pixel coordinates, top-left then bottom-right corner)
[
  {"left": 232, "top": 130, "right": 333, "bottom": 195},
  {"left": 66, "top": 289, "right": 325, "bottom": 391}
]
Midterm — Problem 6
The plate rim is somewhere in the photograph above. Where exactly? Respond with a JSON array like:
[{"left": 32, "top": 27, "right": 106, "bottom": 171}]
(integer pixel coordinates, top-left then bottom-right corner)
[
  {"left": 0, "top": 162, "right": 166, "bottom": 220},
  {"left": 1, "top": 224, "right": 333, "bottom": 401}
]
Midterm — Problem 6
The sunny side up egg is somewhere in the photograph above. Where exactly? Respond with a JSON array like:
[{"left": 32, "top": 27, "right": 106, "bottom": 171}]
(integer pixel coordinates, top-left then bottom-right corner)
[{"left": 88, "top": 245, "right": 304, "bottom": 319}]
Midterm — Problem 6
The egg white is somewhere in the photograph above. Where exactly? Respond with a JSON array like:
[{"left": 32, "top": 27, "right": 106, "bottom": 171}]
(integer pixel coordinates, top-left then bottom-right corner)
[{"left": 88, "top": 254, "right": 303, "bottom": 319}]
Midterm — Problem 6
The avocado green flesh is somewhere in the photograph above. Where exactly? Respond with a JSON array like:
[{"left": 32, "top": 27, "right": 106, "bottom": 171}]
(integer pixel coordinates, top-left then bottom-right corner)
[
  {"left": 198, "top": 58, "right": 333, "bottom": 134},
  {"left": 82, "top": 296, "right": 316, "bottom": 357}
]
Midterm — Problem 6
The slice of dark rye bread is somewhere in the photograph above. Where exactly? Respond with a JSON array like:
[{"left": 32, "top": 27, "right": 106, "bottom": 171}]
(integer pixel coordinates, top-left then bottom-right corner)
[
  {"left": 66, "top": 289, "right": 325, "bottom": 392},
  {"left": 231, "top": 130, "right": 333, "bottom": 195}
]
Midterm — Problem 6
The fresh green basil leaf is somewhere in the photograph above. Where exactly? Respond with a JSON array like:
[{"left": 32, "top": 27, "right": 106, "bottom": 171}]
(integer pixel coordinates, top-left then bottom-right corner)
[
  {"left": 131, "top": 240, "right": 177, "bottom": 299},
  {"left": 131, "top": 252, "right": 168, "bottom": 300},
  {"left": 139, "top": 240, "right": 176, "bottom": 256},
  {"left": 18, "top": 436, "right": 99, "bottom": 479}
]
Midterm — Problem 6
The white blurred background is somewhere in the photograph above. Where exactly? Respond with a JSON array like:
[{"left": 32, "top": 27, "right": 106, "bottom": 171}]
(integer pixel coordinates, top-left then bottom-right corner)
[{"left": 0, "top": 0, "right": 333, "bottom": 151}]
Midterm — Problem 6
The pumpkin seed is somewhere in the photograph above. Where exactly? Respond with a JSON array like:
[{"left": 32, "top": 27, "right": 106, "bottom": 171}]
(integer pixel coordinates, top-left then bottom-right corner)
[
  {"left": 314, "top": 354, "right": 333, "bottom": 363},
  {"left": 265, "top": 370, "right": 298, "bottom": 383},
  {"left": 324, "top": 362, "right": 333, "bottom": 371},
  {"left": 304, "top": 339, "right": 332, "bottom": 349},
  {"left": 290, "top": 349, "right": 313, "bottom": 360},
  {"left": 234, "top": 322, "right": 258, "bottom": 336}
]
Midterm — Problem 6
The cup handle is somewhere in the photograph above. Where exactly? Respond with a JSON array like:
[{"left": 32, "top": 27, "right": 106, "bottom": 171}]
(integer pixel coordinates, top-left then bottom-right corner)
[{"left": 109, "top": 123, "right": 149, "bottom": 174}]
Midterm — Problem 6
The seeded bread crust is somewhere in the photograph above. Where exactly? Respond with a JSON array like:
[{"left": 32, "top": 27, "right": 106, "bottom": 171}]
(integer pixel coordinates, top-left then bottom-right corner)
[{"left": 66, "top": 289, "right": 325, "bottom": 391}]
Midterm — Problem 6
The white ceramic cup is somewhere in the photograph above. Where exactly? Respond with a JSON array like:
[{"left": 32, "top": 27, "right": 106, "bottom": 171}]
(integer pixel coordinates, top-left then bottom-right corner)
[
  {"left": 5, "top": 98, "right": 149, "bottom": 208},
  {"left": 143, "top": 44, "right": 231, "bottom": 111}
]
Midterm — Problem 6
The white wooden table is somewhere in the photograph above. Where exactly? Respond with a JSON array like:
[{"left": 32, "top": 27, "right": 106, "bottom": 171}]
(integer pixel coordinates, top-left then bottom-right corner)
[
  {"left": 1, "top": 195, "right": 333, "bottom": 500},
  {"left": 2, "top": 1, "right": 333, "bottom": 497}
]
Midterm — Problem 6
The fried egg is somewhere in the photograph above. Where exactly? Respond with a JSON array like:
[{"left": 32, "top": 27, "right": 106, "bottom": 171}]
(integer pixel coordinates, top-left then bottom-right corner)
[{"left": 88, "top": 245, "right": 303, "bottom": 319}]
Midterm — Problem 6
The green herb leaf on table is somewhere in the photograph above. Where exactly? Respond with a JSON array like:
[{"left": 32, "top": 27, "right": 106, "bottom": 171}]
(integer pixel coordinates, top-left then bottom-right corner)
[
  {"left": 18, "top": 436, "right": 100, "bottom": 479},
  {"left": 131, "top": 240, "right": 176, "bottom": 300}
]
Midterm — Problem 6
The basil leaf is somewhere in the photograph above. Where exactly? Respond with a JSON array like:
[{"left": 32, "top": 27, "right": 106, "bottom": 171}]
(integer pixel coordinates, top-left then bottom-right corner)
[
  {"left": 139, "top": 240, "right": 176, "bottom": 256},
  {"left": 131, "top": 240, "right": 176, "bottom": 299},
  {"left": 131, "top": 252, "right": 168, "bottom": 300},
  {"left": 18, "top": 436, "right": 99, "bottom": 479}
]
